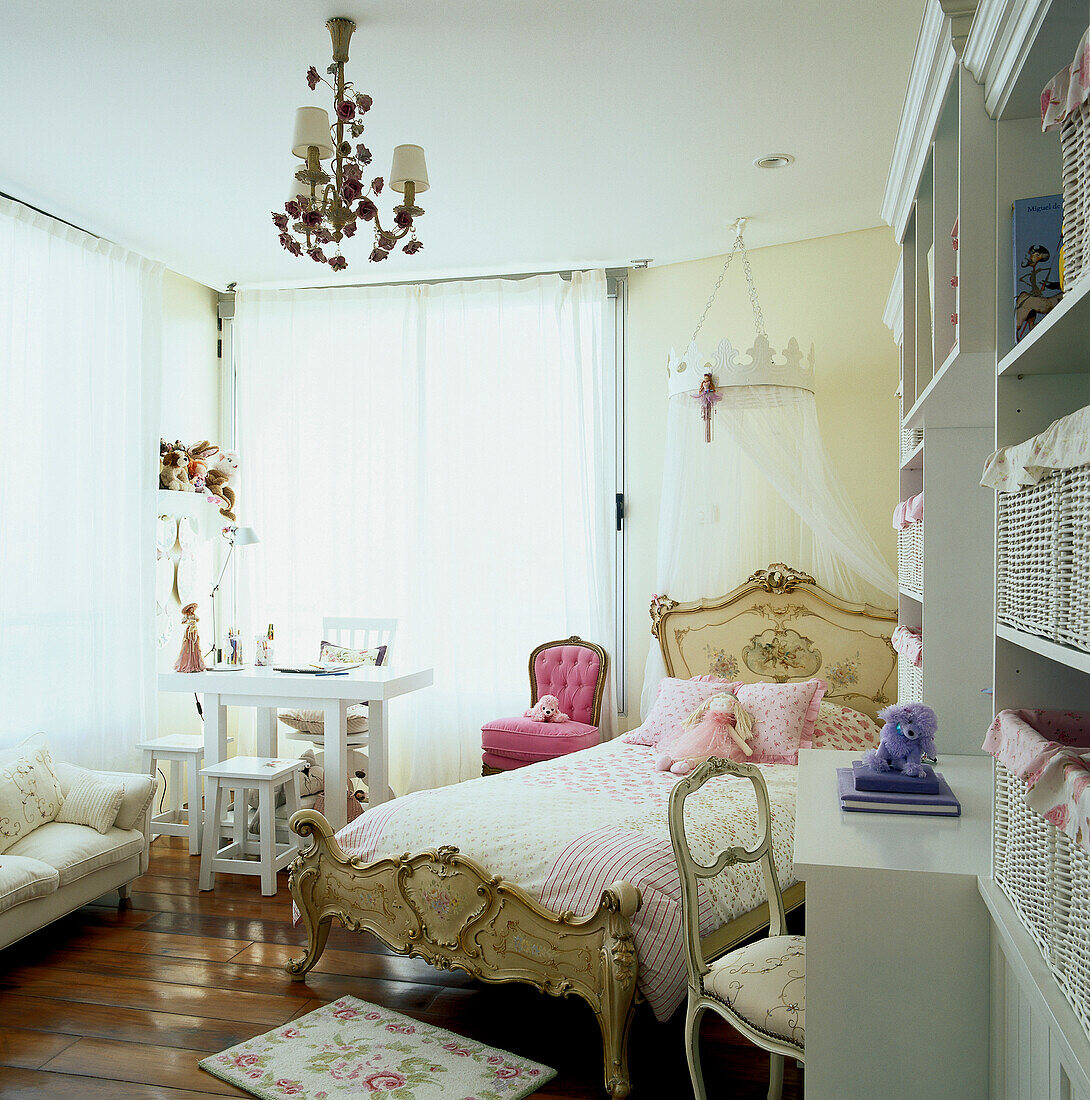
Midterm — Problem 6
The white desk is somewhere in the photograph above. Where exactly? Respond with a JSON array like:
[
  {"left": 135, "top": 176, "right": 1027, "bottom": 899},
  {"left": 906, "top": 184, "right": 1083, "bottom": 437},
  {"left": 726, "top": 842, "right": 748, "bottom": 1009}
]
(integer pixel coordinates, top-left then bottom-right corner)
[
  {"left": 159, "top": 665, "right": 433, "bottom": 833},
  {"left": 793, "top": 749, "right": 993, "bottom": 1099}
]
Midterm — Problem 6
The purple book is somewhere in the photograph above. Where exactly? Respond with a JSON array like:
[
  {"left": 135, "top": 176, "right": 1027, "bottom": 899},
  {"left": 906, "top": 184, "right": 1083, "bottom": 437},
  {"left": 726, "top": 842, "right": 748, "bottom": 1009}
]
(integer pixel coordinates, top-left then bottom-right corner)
[
  {"left": 852, "top": 759, "right": 939, "bottom": 795},
  {"left": 837, "top": 767, "right": 961, "bottom": 817}
]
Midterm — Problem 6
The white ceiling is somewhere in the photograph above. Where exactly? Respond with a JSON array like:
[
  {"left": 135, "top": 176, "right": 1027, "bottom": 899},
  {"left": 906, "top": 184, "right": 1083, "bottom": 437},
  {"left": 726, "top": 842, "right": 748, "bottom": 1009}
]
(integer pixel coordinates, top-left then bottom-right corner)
[{"left": 0, "top": 1, "right": 920, "bottom": 290}]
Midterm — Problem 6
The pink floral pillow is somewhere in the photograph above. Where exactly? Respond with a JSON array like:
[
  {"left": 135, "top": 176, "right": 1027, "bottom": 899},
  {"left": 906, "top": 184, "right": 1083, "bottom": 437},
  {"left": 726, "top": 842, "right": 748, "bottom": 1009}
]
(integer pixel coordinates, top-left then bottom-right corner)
[
  {"left": 622, "top": 677, "right": 743, "bottom": 747},
  {"left": 811, "top": 701, "right": 881, "bottom": 752},
  {"left": 733, "top": 680, "right": 827, "bottom": 765}
]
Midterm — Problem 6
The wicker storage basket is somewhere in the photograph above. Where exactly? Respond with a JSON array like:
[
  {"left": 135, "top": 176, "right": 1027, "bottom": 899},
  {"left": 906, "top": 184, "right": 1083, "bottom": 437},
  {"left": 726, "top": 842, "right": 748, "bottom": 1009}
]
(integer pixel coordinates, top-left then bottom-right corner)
[
  {"left": 1058, "top": 101, "right": 1089, "bottom": 289},
  {"left": 897, "top": 657, "right": 923, "bottom": 703},
  {"left": 899, "top": 392, "right": 923, "bottom": 464},
  {"left": 994, "top": 761, "right": 1056, "bottom": 958},
  {"left": 1057, "top": 465, "right": 1090, "bottom": 650},
  {"left": 1051, "top": 829, "right": 1090, "bottom": 1036},
  {"left": 997, "top": 471, "right": 1062, "bottom": 639},
  {"left": 897, "top": 518, "right": 924, "bottom": 595}
]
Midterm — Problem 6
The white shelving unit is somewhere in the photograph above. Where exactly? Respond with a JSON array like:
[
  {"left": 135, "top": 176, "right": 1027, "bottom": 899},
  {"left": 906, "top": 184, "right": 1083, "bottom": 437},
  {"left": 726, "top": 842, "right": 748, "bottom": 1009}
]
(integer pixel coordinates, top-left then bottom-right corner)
[{"left": 887, "top": 1, "right": 1090, "bottom": 1094}]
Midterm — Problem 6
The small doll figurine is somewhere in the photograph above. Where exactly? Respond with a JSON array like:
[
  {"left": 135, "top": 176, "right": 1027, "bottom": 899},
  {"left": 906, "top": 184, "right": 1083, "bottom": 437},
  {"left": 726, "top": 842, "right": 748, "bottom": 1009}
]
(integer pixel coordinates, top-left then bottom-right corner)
[
  {"left": 654, "top": 691, "right": 754, "bottom": 776},
  {"left": 692, "top": 371, "right": 723, "bottom": 443},
  {"left": 174, "top": 603, "right": 206, "bottom": 673}
]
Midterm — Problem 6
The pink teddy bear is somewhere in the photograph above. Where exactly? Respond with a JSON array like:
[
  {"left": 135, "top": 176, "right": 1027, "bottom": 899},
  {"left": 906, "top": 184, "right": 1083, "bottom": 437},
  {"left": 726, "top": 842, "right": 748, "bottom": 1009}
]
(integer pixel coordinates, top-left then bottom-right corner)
[{"left": 524, "top": 694, "right": 569, "bottom": 723}]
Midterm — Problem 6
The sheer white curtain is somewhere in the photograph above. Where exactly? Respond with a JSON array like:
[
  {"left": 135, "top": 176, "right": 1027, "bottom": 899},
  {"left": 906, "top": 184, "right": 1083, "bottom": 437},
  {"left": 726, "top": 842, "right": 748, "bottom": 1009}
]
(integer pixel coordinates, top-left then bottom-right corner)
[
  {"left": 235, "top": 272, "right": 614, "bottom": 792},
  {"left": 641, "top": 383, "right": 897, "bottom": 716},
  {"left": 0, "top": 197, "right": 164, "bottom": 768}
]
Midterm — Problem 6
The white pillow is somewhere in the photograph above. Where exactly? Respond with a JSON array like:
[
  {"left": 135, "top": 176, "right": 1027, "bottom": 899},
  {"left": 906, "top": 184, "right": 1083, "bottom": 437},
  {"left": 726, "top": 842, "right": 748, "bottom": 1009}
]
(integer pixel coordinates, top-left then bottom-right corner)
[
  {"left": 53, "top": 762, "right": 156, "bottom": 832},
  {"left": 0, "top": 734, "right": 65, "bottom": 853},
  {"left": 57, "top": 773, "right": 126, "bottom": 834},
  {"left": 279, "top": 703, "right": 369, "bottom": 736}
]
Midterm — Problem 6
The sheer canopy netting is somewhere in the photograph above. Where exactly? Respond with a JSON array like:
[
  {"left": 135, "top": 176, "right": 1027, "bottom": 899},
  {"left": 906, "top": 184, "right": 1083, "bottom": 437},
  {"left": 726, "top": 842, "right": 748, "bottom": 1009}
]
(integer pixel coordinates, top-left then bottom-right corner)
[{"left": 640, "top": 383, "right": 897, "bottom": 717}]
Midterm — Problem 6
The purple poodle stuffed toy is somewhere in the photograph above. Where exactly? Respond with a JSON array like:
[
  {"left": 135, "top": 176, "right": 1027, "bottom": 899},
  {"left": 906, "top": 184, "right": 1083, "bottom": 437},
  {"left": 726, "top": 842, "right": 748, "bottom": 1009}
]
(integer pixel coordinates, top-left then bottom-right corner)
[{"left": 863, "top": 702, "right": 938, "bottom": 778}]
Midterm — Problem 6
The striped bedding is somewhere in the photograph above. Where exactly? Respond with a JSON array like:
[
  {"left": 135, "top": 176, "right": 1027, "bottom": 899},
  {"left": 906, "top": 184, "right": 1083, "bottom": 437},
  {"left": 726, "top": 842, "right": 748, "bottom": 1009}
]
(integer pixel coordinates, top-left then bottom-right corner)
[{"left": 333, "top": 736, "right": 798, "bottom": 1020}]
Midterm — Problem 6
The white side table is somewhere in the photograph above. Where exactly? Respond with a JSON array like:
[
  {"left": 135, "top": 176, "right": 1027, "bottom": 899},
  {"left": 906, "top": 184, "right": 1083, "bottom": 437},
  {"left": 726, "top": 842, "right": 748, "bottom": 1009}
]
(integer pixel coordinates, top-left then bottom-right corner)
[
  {"left": 199, "top": 756, "right": 304, "bottom": 896},
  {"left": 793, "top": 748, "right": 993, "bottom": 1099}
]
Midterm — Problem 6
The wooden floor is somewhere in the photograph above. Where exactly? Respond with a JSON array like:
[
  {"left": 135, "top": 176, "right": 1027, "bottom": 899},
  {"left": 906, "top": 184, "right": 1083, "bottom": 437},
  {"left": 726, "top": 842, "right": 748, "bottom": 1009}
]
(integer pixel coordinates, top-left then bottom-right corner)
[{"left": 0, "top": 835, "right": 802, "bottom": 1098}]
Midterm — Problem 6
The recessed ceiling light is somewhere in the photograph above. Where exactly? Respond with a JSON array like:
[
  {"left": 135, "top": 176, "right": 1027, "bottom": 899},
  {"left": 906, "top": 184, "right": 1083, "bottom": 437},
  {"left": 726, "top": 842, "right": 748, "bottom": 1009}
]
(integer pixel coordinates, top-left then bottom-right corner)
[{"left": 753, "top": 154, "right": 795, "bottom": 169}]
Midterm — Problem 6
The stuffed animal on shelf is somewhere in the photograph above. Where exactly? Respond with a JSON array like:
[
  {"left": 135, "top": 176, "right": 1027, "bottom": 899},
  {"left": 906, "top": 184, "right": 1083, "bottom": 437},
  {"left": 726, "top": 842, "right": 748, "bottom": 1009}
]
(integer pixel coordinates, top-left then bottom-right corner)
[
  {"left": 863, "top": 702, "right": 938, "bottom": 778},
  {"left": 159, "top": 443, "right": 191, "bottom": 491},
  {"left": 655, "top": 691, "right": 754, "bottom": 776},
  {"left": 198, "top": 443, "right": 239, "bottom": 521},
  {"left": 524, "top": 694, "right": 570, "bottom": 723}
]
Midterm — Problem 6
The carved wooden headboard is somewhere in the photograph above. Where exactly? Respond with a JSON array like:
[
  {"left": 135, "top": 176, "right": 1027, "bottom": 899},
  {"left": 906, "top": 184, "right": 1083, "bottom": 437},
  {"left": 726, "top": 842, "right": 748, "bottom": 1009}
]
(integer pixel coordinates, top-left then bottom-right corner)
[{"left": 650, "top": 563, "right": 898, "bottom": 722}]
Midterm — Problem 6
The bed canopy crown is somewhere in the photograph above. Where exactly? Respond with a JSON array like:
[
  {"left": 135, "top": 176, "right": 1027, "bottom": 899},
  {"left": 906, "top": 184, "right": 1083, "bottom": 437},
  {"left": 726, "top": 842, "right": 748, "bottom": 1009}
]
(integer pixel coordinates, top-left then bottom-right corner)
[{"left": 641, "top": 220, "right": 897, "bottom": 716}]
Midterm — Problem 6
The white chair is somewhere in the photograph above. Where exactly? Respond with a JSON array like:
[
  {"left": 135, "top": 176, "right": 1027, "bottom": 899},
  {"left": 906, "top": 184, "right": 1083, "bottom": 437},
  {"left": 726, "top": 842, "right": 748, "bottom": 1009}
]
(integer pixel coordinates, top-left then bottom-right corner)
[
  {"left": 669, "top": 757, "right": 805, "bottom": 1100},
  {"left": 280, "top": 616, "right": 398, "bottom": 802},
  {"left": 199, "top": 757, "right": 303, "bottom": 896}
]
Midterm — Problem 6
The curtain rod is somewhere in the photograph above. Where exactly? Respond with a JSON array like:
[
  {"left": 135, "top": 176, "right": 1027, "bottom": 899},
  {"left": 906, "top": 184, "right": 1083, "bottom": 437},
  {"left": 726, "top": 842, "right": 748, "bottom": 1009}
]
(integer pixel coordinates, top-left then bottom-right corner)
[
  {"left": 238, "top": 267, "right": 629, "bottom": 294},
  {"left": 0, "top": 189, "right": 104, "bottom": 241}
]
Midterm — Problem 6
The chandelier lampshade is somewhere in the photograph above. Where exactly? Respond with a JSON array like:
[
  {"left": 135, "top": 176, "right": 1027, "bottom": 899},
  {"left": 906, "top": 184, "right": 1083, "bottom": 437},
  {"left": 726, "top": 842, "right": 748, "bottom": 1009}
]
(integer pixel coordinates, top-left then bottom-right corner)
[
  {"left": 271, "top": 17, "right": 428, "bottom": 270},
  {"left": 390, "top": 144, "right": 429, "bottom": 194},
  {"left": 291, "top": 107, "right": 335, "bottom": 160}
]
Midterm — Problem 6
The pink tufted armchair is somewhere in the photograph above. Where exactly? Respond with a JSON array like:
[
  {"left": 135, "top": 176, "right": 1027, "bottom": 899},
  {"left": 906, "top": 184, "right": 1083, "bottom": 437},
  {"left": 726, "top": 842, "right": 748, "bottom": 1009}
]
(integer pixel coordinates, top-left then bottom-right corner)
[{"left": 481, "top": 636, "right": 609, "bottom": 775}]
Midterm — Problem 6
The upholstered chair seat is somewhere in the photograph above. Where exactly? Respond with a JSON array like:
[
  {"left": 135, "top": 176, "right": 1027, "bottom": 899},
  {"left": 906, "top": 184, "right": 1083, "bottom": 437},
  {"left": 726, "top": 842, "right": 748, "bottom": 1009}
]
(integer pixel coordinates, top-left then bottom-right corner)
[{"left": 481, "top": 636, "right": 608, "bottom": 774}]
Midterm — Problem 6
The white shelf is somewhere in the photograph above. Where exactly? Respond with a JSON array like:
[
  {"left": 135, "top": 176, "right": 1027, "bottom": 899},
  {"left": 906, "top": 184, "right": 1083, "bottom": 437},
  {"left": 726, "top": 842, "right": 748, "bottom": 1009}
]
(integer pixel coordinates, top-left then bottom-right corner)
[
  {"left": 899, "top": 586, "right": 923, "bottom": 603},
  {"left": 997, "top": 622, "right": 1090, "bottom": 677},
  {"left": 901, "top": 438, "right": 924, "bottom": 471},
  {"left": 903, "top": 347, "right": 995, "bottom": 429},
  {"left": 998, "top": 275, "right": 1090, "bottom": 377},
  {"left": 157, "top": 488, "right": 224, "bottom": 519}
]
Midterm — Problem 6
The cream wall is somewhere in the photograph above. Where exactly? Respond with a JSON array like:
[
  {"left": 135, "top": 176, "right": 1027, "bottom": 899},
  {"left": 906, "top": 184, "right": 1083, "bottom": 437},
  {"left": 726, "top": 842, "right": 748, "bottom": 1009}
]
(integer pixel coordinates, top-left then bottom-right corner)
[
  {"left": 158, "top": 271, "right": 223, "bottom": 742},
  {"left": 622, "top": 226, "right": 900, "bottom": 728}
]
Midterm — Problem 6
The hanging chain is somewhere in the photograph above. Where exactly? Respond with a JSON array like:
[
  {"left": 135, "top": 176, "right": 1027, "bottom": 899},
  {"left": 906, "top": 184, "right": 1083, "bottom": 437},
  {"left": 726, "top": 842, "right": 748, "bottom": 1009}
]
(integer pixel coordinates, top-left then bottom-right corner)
[
  {"left": 740, "top": 235, "right": 767, "bottom": 340},
  {"left": 688, "top": 225, "right": 767, "bottom": 346},
  {"left": 689, "top": 235, "right": 742, "bottom": 346}
]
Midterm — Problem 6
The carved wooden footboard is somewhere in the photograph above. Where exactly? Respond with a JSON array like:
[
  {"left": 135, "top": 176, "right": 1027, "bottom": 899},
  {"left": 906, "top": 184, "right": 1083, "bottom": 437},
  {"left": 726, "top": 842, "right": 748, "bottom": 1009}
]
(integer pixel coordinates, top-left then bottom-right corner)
[{"left": 287, "top": 809, "right": 643, "bottom": 1098}]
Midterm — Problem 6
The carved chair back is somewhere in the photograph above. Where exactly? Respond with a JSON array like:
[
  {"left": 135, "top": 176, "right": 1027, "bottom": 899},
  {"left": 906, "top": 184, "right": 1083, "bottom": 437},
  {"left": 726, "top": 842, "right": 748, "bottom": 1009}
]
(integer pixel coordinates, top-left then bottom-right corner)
[
  {"left": 668, "top": 757, "right": 787, "bottom": 992},
  {"left": 529, "top": 636, "right": 609, "bottom": 726}
]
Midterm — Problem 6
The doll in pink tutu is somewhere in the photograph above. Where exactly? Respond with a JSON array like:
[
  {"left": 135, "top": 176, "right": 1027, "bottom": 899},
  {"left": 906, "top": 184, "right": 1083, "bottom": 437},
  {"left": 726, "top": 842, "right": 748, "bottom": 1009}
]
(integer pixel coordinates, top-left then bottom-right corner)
[{"left": 654, "top": 691, "right": 754, "bottom": 776}]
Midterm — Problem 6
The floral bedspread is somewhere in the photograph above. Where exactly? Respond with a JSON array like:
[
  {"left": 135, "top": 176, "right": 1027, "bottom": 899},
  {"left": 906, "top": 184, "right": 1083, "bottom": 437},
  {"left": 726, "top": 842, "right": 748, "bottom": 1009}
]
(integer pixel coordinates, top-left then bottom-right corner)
[{"left": 334, "top": 738, "right": 798, "bottom": 1020}]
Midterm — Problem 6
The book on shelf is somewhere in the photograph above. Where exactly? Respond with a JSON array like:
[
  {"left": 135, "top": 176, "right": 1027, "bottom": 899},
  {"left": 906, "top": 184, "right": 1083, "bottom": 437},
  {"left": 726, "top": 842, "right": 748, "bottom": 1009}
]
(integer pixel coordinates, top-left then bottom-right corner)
[
  {"left": 1012, "top": 194, "right": 1064, "bottom": 343},
  {"left": 851, "top": 758, "right": 939, "bottom": 794},
  {"left": 837, "top": 767, "right": 961, "bottom": 817}
]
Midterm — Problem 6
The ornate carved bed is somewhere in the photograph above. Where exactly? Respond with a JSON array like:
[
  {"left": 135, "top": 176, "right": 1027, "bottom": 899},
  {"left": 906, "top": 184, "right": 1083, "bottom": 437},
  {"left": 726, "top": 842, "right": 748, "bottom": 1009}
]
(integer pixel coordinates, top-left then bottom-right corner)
[{"left": 287, "top": 564, "right": 896, "bottom": 1098}]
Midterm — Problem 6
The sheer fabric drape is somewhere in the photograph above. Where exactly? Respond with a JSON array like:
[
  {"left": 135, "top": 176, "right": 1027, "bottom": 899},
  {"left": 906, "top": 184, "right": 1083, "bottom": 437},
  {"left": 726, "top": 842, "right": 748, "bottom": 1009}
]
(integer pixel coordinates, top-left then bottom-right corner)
[
  {"left": 235, "top": 272, "right": 614, "bottom": 792},
  {"left": 641, "top": 383, "right": 896, "bottom": 717},
  {"left": 0, "top": 197, "right": 164, "bottom": 768}
]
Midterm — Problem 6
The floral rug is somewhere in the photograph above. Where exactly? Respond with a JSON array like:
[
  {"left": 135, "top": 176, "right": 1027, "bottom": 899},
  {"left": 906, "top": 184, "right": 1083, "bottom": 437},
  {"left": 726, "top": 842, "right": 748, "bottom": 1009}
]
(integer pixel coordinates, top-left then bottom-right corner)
[{"left": 198, "top": 995, "right": 556, "bottom": 1099}]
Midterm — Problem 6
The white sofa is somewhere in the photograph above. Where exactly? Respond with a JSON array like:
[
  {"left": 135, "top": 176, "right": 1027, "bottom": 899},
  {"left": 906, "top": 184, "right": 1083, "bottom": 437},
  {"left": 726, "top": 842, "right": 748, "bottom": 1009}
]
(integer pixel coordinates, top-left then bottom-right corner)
[{"left": 0, "top": 759, "right": 156, "bottom": 952}]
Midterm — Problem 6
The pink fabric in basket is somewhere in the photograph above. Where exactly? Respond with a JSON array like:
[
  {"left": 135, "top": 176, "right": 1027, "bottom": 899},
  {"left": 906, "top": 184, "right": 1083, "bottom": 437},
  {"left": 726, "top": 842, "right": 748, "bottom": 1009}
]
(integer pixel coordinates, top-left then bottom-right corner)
[
  {"left": 1024, "top": 750, "right": 1090, "bottom": 846},
  {"left": 622, "top": 678, "right": 742, "bottom": 747},
  {"left": 982, "top": 709, "right": 1090, "bottom": 783},
  {"left": 733, "top": 679, "right": 827, "bottom": 764},
  {"left": 533, "top": 644, "right": 602, "bottom": 726}
]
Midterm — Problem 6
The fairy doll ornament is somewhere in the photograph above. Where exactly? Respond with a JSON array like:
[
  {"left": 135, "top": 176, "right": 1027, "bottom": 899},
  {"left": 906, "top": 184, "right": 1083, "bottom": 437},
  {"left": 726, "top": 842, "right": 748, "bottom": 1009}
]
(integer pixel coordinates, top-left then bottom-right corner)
[
  {"left": 174, "top": 602, "right": 207, "bottom": 673},
  {"left": 692, "top": 371, "right": 722, "bottom": 442}
]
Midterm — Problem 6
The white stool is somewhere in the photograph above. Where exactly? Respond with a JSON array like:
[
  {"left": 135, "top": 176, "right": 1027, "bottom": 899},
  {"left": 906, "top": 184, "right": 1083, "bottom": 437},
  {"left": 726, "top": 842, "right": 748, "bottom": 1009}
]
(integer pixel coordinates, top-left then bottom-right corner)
[
  {"left": 137, "top": 733, "right": 208, "bottom": 855},
  {"left": 199, "top": 757, "right": 304, "bottom": 896}
]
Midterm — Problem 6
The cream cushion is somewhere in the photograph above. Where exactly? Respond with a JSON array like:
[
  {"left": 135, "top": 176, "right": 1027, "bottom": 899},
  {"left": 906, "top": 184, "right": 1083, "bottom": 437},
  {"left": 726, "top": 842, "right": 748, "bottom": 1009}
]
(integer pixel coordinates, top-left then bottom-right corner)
[
  {"left": 0, "top": 735, "right": 65, "bottom": 854},
  {"left": 57, "top": 773, "right": 126, "bottom": 834},
  {"left": 703, "top": 934, "right": 806, "bottom": 1050},
  {"left": 279, "top": 704, "right": 369, "bottom": 737},
  {"left": 0, "top": 855, "right": 58, "bottom": 914},
  {"left": 53, "top": 762, "right": 156, "bottom": 832},
  {"left": 5, "top": 822, "right": 144, "bottom": 888}
]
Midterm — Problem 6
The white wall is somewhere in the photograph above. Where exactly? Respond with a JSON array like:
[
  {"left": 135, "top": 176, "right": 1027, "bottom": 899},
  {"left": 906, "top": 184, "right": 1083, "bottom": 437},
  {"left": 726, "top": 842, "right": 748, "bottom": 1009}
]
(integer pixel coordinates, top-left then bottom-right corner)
[
  {"left": 157, "top": 272, "right": 222, "bottom": 742},
  {"left": 622, "top": 226, "right": 900, "bottom": 727}
]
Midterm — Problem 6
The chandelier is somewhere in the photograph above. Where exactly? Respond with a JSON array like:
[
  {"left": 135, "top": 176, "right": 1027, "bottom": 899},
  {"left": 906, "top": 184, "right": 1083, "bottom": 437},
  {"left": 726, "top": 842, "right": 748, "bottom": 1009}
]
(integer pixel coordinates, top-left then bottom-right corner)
[{"left": 271, "top": 18, "right": 429, "bottom": 271}]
